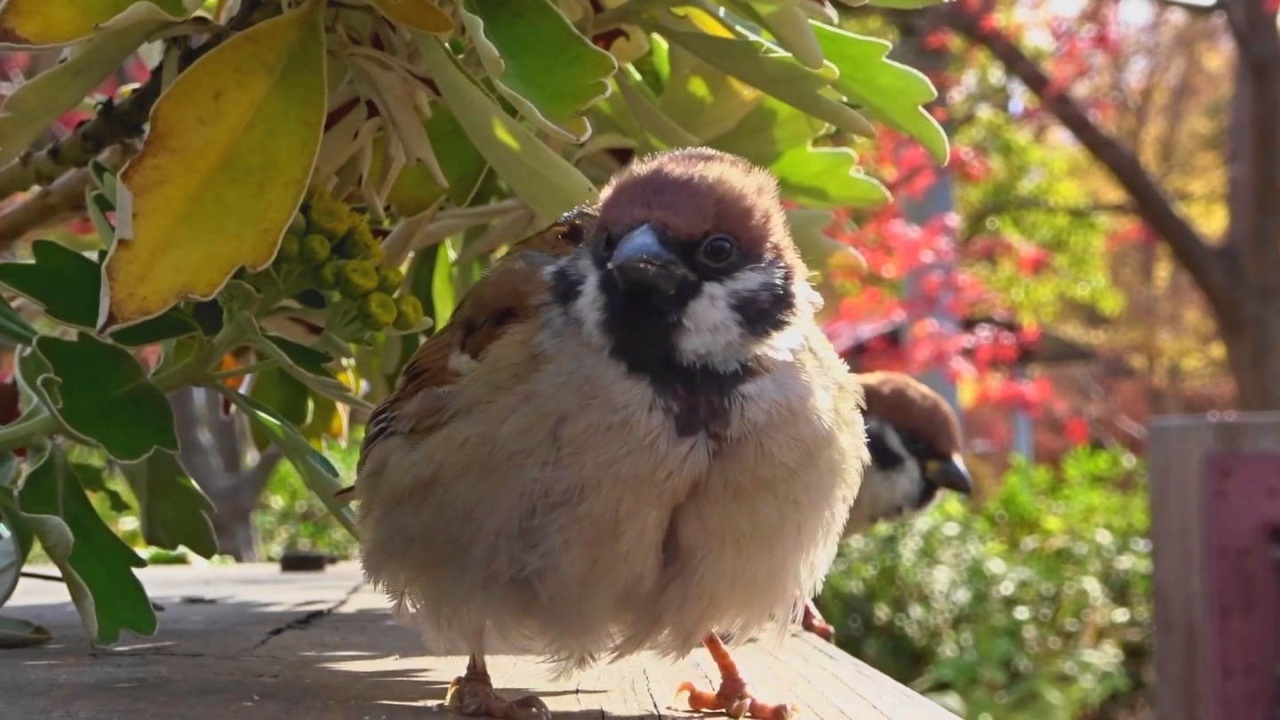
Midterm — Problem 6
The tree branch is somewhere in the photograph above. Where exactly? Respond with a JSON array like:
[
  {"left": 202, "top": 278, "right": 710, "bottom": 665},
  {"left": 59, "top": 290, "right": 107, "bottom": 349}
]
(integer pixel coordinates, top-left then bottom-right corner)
[
  {"left": 0, "top": 144, "right": 135, "bottom": 249},
  {"left": 947, "top": 5, "right": 1236, "bottom": 320}
]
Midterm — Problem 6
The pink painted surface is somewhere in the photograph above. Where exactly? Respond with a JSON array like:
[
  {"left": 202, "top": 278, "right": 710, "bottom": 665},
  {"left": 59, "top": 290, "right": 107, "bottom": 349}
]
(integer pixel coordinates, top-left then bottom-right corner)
[{"left": 1202, "top": 452, "right": 1280, "bottom": 720}]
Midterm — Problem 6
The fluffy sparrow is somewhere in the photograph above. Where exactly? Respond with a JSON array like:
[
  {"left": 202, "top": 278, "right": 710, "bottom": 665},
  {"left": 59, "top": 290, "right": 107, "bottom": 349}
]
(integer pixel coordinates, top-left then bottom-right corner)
[
  {"left": 353, "top": 148, "right": 869, "bottom": 720},
  {"left": 801, "top": 370, "right": 972, "bottom": 641}
]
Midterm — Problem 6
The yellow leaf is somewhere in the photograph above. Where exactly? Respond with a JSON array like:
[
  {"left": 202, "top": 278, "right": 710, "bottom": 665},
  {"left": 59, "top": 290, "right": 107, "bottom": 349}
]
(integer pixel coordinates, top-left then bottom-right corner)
[
  {"left": 0, "top": 0, "right": 188, "bottom": 47},
  {"left": 102, "top": 0, "right": 327, "bottom": 329},
  {"left": 370, "top": 0, "right": 454, "bottom": 34}
]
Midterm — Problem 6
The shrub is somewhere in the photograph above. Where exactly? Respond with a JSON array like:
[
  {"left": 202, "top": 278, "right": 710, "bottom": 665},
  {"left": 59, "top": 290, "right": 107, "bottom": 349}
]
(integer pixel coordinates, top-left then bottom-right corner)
[{"left": 816, "top": 448, "right": 1152, "bottom": 720}]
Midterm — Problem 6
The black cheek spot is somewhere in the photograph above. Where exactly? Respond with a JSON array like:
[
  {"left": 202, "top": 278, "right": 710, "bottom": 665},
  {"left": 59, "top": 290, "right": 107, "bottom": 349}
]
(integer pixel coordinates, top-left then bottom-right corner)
[
  {"left": 730, "top": 261, "right": 796, "bottom": 338},
  {"left": 549, "top": 264, "right": 583, "bottom": 307},
  {"left": 866, "top": 421, "right": 906, "bottom": 472}
]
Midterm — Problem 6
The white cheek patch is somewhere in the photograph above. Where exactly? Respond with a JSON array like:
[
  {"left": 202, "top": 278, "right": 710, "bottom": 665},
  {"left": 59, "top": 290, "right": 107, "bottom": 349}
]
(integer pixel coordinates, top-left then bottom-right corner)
[
  {"left": 675, "top": 266, "right": 807, "bottom": 370},
  {"left": 674, "top": 280, "right": 748, "bottom": 370},
  {"left": 568, "top": 256, "right": 610, "bottom": 352}
]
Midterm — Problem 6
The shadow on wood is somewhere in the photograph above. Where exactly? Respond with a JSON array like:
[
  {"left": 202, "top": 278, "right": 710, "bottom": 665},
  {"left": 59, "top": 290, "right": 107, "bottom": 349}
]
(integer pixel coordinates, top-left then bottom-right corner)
[{"left": 0, "top": 563, "right": 959, "bottom": 720}]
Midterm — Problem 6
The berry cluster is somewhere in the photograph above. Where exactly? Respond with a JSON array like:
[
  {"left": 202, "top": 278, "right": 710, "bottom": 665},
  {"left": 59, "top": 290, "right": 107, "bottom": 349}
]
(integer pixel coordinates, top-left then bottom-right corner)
[{"left": 276, "top": 189, "right": 424, "bottom": 332}]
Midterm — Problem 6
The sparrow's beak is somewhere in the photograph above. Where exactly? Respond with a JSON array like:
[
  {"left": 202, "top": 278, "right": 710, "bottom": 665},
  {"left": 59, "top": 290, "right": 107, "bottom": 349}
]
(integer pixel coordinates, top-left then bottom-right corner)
[
  {"left": 925, "top": 454, "right": 973, "bottom": 495},
  {"left": 608, "top": 223, "right": 691, "bottom": 294}
]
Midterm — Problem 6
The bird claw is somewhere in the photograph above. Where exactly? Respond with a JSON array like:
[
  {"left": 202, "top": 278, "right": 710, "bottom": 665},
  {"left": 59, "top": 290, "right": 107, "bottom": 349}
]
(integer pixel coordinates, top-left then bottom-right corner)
[
  {"left": 675, "top": 680, "right": 797, "bottom": 720},
  {"left": 800, "top": 600, "right": 836, "bottom": 643},
  {"left": 445, "top": 675, "right": 550, "bottom": 720}
]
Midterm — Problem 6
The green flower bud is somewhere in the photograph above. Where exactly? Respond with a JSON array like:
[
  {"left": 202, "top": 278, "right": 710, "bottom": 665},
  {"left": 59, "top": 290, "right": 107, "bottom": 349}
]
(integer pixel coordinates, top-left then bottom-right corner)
[
  {"left": 277, "top": 232, "right": 301, "bottom": 263},
  {"left": 377, "top": 266, "right": 404, "bottom": 294},
  {"left": 299, "top": 233, "right": 331, "bottom": 266},
  {"left": 336, "top": 223, "right": 381, "bottom": 260},
  {"left": 392, "top": 294, "right": 425, "bottom": 331},
  {"left": 338, "top": 260, "right": 380, "bottom": 299},
  {"left": 305, "top": 190, "right": 355, "bottom": 240},
  {"left": 288, "top": 211, "right": 308, "bottom": 236},
  {"left": 315, "top": 259, "right": 343, "bottom": 290},
  {"left": 359, "top": 292, "right": 397, "bottom": 330}
]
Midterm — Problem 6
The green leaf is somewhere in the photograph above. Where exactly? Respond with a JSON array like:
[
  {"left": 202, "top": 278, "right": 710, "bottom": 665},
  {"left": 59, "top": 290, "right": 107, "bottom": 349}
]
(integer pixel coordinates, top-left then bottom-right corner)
[
  {"left": 0, "top": 240, "right": 196, "bottom": 344},
  {"left": 119, "top": 451, "right": 218, "bottom": 559},
  {"left": 459, "top": 0, "right": 617, "bottom": 142},
  {"left": 657, "top": 47, "right": 761, "bottom": 140},
  {"left": 0, "top": 18, "right": 164, "bottom": 166},
  {"left": 0, "top": 616, "right": 51, "bottom": 648},
  {"left": 738, "top": 0, "right": 824, "bottom": 69},
  {"left": 0, "top": 240, "right": 101, "bottom": 328},
  {"left": 770, "top": 146, "right": 889, "bottom": 209},
  {"left": 416, "top": 36, "right": 598, "bottom": 222},
  {"left": 864, "top": 0, "right": 952, "bottom": 8},
  {"left": 34, "top": 333, "right": 178, "bottom": 461},
  {"left": 0, "top": 0, "right": 187, "bottom": 47},
  {"left": 104, "top": 0, "right": 328, "bottom": 328},
  {"left": 614, "top": 70, "right": 701, "bottom": 149},
  {"left": 231, "top": 313, "right": 371, "bottom": 409},
  {"left": 248, "top": 366, "right": 311, "bottom": 450},
  {"left": 0, "top": 294, "right": 37, "bottom": 346},
  {"left": 650, "top": 17, "right": 876, "bottom": 139},
  {"left": 786, "top": 207, "right": 865, "bottom": 273},
  {"left": 16, "top": 446, "right": 156, "bottom": 644},
  {"left": 0, "top": 486, "right": 24, "bottom": 607},
  {"left": 811, "top": 22, "right": 949, "bottom": 163},
  {"left": 710, "top": 94, "right": 824, "bottom": 165},
  {"left": 72, "top": 462, "right": 132, "bottom": 514},
  {"left": 223, "top": 390, "right": 357, "bottom": 537},
  {"left": 431, "top": 241, "right": 456, "bottom": 328},
  {"left": 385, "top": 104, "right": 489, "bottom": 216}
]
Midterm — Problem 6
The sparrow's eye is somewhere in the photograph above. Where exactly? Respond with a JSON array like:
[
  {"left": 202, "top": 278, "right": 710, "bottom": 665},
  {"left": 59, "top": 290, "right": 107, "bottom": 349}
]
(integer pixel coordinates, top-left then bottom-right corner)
[{"left": 698, "top": 234, "right": 738, "bottom": 268}]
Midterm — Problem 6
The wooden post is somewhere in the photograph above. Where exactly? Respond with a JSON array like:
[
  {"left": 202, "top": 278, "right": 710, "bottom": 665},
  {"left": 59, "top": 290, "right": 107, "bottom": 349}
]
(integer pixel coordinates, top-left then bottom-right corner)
[{"left": 1149, "top": 412, "right": 1280, "bottom": 720}]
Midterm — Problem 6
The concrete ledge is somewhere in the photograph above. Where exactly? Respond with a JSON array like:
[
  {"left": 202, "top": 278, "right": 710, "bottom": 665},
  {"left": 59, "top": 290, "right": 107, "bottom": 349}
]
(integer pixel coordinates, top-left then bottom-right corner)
[{"left": 1, "top": 563, "right": 958, "bottom": 720}]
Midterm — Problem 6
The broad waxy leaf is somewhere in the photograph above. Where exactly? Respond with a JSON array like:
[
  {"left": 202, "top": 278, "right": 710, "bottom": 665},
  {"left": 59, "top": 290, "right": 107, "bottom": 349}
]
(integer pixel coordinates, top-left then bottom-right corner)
[
  {"left": 34, "top": 333, "right": 178, "bottom": 462},
  {"left": 0, "top": 0, "right": 185, "bottom": 46},
  {"left": 650, "top": 17, "right": 876, "bottom": 139},
  {"left": 738, "top": 0, "right": 825, "bottom": 69},
  {"left": 224, "top": 390, "right": 357, "bottom": 537},
  {"left": 248, "top": 366, "right": 311, "bottom": 450},
  {"left": 417, "top": 37, "right": 598, "bottom": 221},
  {"left": 0, "top": 453, "right": 23, "bottom": 608},
  {"left": 0, "top": 616, "right": 51, "bottom": 648},
  {"left": 0, "top": 295, "right": 37, "bottom": 346},
  {"left": 228, "top": 312, "right": 372, "bottom": 409},
  {"left": 16, "top": 446, "right": 156, "bottom": 644},
  {"left": 0, "top": 240, "right": 197, "bottom": 344},
  {"left": 812, "top": 22, "right": 949, "bottom": 163},
  {"left": 104, "top": 0, "right": 328, "bottom": 328},
  {"left": 770, "top": 147, "right": 889, "bottom": 209},
  {"left": 460, "top": 0, "right": 617, "bottom": 142},
  {"left": 658, "top": 47, "right": 762, "bottom": 141},
  {"left": 119, "top": 451, "right": 218, "bottom": 559},
  {"left": 0, "top": 17, "right": 167, "bottom": 166},
  {"left": 614, "top": 70, "right": 701, "bottom": 149},
  {"left": 73, "top": 462, "right": 132, "bottom": 514},
  {"left": 866, "top": 0, "right": 952, "bottom": 8},
  {"left": 384, "top": 104, "right": 489, "bottom": 216},
  {"left": 787, "top": 207, "right": 866, "bottom": 274},
  {"left": 370, "top": 0, "right": 454, "bottom": 33}
]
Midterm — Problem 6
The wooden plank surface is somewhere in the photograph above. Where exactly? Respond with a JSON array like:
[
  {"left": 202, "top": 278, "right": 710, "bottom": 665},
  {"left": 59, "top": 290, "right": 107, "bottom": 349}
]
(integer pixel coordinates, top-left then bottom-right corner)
[
  {"left": 1148, "top": 412, "right": 1280, "bottom": 720},
  {"left": 1, "top": 562, "right": 959, "bottom": 720}
]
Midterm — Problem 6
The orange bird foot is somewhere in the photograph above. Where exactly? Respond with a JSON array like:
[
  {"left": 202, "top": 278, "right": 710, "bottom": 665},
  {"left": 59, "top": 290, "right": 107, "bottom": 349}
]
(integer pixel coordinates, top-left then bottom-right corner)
[
  {"left": 800, "top": 598, "right": 835, "bottom": 643},
  {"left": 445, "top": 657, "right": 550, "bottom": 720},
  {"left": 676, "top": 634, "right": 797, "bottom": 720}
]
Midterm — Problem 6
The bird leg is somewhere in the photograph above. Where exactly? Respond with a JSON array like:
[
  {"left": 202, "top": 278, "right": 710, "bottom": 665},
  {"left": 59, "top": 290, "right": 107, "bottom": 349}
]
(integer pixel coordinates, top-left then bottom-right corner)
[
  {"left": 445, "top": 654, "right": 550, "bottom": 720},
  {"left": 677, "top": 633, "right": 796, "bottom": 720},
  {"left": 800, "top": 598, "right": 835, "bottom": 642}
]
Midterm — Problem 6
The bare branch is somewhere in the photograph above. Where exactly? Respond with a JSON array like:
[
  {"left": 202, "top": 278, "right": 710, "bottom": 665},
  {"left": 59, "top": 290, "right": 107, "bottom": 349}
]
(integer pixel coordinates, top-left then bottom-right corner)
[{"left": 0, "top": 144, "right": 135, "bottom": 249}]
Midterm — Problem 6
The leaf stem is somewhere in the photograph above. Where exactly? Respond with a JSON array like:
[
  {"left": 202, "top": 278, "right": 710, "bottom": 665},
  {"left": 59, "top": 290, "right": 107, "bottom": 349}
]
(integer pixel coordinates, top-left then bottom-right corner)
[{"left": 0, "top": 410, "right": 60, "bottom": 456}]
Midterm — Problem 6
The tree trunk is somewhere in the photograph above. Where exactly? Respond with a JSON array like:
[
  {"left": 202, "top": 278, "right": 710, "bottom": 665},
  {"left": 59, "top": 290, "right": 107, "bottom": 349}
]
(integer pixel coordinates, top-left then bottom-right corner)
[
  {"left": 169, "top": 388, "right": 283, "bottom": 561},
  {"left": 1220, "top": 297, "right": 1280, "bottom": 411}
]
